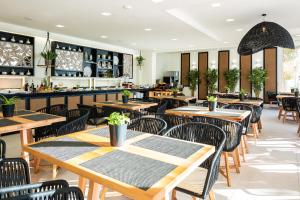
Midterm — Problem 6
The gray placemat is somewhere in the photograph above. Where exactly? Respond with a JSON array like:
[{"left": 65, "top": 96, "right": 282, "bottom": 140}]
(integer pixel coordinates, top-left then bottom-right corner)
[
  {"left": 80, "top": 150, "right": 176, "bottom": 190},
  {"left": 14, "top": 110, "right": 35, "bottom": 116},
  {"left": 30, "top": 137, "right": 99, "bottom": 161},
  {"left": 87, "top": 127, "right": 143, "bottom": 139},
  {"left": 0, "top": 118, "right": 21, "bottom": 127},
  {"left": 132, "top": 135, "right": 203, "bottom": 159},
  {"left": 20, "top": 113, "right": 60, "bottom": 121}
]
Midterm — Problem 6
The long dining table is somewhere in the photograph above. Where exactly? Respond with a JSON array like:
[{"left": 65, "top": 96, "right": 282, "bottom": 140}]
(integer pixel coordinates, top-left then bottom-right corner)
[
  {"left": 24, "top": 126, "right": 215, "bottom": 200},
  {"left": 94, "top": 100, "right": 158, "bottom": 111},
  {"left": 0, "top": 109, "right": 65, "bottom": 163},
  {"left": 217, "top": 98, "right": 264, "bottom": 107},
  {"left": 165, "top": 106, "right": 251, "bottom": 122}
]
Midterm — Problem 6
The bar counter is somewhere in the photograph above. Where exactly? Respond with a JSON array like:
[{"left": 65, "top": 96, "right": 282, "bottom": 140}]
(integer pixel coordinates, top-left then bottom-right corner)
[{"left": 0, "top": 88, "right": 153, "bottom": 111}]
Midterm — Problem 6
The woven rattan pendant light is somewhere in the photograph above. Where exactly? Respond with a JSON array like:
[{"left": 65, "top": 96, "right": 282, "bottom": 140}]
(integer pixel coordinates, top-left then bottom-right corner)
[{"left": 238, "top": 14, "right": 295, "bottom": 55}]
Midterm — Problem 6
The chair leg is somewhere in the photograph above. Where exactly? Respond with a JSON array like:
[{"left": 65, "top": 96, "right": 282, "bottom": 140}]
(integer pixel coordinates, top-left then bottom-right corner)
[
  {"left": 278, "top": 107, "right": 283, "bottom": 120},
  {"left": 283, "top": 111, "right": 287, "bottom": 123},
  {"left": 100, "top": 186, "right": 107, "bottom": 200},
  {"left": 34, "top": 157, "right": 41, "bottom": 174},
  {"left": 231, "top": 151, "right": 240, "bottom": 173},
  {"left": 223, "top": 152, "right": 231, "bottom": 187},
  {"left": 240, "top": 141, "right": 246, "bottom": 162},
  {"left": 234, "top": 147, "right": 241, "bottom": 167},
  {"left": 192, "top": 197, "right": 197, "bottom": 200},
  {"left": 209, "top": 191, "right": 216, "bottom": 200},
  {"left": 53, "top": 164, "right": 58, "bottom": 179},
  {"left": 258, "top": 119, "right": 262, "bottom": 132},
  {"left": 244, "top": 135, "right": 249, "bottom": 153},
  {"left": 171, "top": 190, "right": 177, "bottom": 200},
  {"left": 252, "top": 123, "right": 258, "bottom": 144}
]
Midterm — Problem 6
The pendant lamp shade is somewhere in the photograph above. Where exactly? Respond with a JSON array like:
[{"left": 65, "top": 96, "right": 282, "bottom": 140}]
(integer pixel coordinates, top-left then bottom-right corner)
[{"left": 238, "top": 21, "right": 295, "bottom": 55}]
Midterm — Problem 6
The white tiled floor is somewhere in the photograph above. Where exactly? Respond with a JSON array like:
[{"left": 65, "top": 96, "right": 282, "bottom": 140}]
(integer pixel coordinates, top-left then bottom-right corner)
[{"left": 1, "top": 107, "right": 300, "bottom": 200}]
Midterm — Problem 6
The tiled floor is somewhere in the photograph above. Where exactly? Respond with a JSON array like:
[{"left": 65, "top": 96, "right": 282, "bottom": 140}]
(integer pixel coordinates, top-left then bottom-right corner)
[{"left": 1, "top": 107, "right": 300, "bottom": 200}]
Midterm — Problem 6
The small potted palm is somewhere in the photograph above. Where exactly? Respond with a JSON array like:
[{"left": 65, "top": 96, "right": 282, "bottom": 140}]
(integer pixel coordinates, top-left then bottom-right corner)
[
  {"left": 121, "top": 90, "right": 131, "bottom": 103},
  {"left": 171, "top": 87, "right": 179, "bottom": 97},
  {"left": 207, "top": 96, "right": 217, "bottom": 111},
  {"left": 239, "top": 89, "right": 247, "bottom": 101},
  {"left": 0, "top": 95, "right": 17, "bottom": 117},
  {"left": 106, "top": 112, "right": 130, "bottom": 147}
]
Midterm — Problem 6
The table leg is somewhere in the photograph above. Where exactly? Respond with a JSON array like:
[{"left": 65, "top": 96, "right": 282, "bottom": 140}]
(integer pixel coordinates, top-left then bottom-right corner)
[
  {"left": 87, "top": 180, "right": 101, "bottom": 200},
  {"left": 78, "top": 177, "right": 87, "bottom": 194},
  {"left": 20, "top": 129, "right": 30, "bottom": 164}
]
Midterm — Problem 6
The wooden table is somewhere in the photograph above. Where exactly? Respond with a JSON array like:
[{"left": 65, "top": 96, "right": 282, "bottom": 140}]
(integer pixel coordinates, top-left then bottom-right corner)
[
  {"left": 276, "top": 94, "right": 295, "bottom": 100},
  {"left": 152, "top": 96, "right": 197, "bottom": 102},
  {"left": 24, "top": 126, "right": 214, "bottom": 200},
  {"left": 218, "top": 98, "right": 264, "bottom": 107},
  {"left": 94, "top": 101, "right": 157, "bottom": 111},
  {"left": 0, "top": 110, "right": 65, "bottom": 163},
  {"left": 166, "top": 106, "right": 251, "bottom": 122}
]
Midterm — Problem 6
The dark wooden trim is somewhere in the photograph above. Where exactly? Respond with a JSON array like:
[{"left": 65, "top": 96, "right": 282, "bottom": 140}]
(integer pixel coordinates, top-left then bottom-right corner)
[
  {"left": 198, "top": 52, "right": 209, "bottom": 99},
  {"left": 218, "top": 50, "right": 230, "bottom": 92},
  {"left": 263, "top": 47, "right": 277, "bottom": 103},
  {"left": 239, "top": 54, "right": 252, "bottom": 97},
  {"left": 181, "top": 53, "right": 190, "bottom": 87}
]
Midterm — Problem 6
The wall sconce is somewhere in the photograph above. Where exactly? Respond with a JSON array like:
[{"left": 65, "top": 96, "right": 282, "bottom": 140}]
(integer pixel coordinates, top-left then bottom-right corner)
[
  {"left": 231, "top": 59, "right": 238, "bottom": 68},
  {"left": 255, "top": 59, "right": 261, "bottom": 67},
  {"left": 191, "top": 62, "right": 197, "bottom": 70},
  {"left": 210, "top": 61, "right": 216, "bottom": 68}
]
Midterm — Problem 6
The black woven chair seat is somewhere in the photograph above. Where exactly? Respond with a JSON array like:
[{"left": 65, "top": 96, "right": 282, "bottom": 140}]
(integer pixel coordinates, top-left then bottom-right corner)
[{"left": 282, "top": 97, "right": 297, "bottom": 112}]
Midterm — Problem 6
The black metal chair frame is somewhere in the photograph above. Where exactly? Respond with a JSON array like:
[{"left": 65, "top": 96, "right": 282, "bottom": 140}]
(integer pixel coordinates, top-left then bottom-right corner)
[
  {"left": 77, "top": 104, "right": 105, "bottom": 126},
  {"left": 0, "top": 139, "right": 6, "bottom": 159},
  {"left": 128, "top": 117, "right": 167, "bottom": 135}
]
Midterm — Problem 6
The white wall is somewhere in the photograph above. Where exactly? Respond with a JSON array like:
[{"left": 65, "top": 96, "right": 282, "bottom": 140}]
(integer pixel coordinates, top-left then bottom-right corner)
[{"left": 0, "top": 21, "right": 140, "bottom": 88}]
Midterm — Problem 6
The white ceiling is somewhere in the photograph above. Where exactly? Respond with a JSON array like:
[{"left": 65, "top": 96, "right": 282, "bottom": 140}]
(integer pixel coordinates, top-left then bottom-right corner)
[{"left": 0, "top": 0, "right": 299, "bottom": 52}]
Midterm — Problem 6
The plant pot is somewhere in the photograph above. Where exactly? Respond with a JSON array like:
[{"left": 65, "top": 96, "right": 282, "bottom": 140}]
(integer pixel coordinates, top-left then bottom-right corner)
[
  {"left": 295, "top": 91, "right": 299, "bottom": 97},
  {"left": 208, "top": 101, "right": 217, "bottom": 112},
  {"left": 109, "top": 124, "right": 127, "bottom": 147},
  {"left": 2, "top": 104, "right": 15, "bottom": 117},
  {"left": 239, "top": 94, "right": 245, "bottom": 101},
  {"left": 291, "top": 89, "right": 295, "bottom": 93},
  {"left": 122, "top": 95, "right": 128, "bottom": 103}
]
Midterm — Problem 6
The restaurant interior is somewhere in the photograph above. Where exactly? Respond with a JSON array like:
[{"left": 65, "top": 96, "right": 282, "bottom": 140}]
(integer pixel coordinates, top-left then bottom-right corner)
[{"left": 0, "top": 0, "right": 299, "bottom": 200}]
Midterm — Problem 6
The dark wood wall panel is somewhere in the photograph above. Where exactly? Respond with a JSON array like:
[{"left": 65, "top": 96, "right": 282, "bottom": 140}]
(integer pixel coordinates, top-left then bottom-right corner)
[
  {"left": 198, "top": 52, "right": 208, "bottom": 99},
  {"left": 181, "top": 53, "right": 190, "bottom": 86},
  {"left": 218, "top": 51, "right": 230, "bottom": 92},
  {"left": 264, "top": 47, "right": 277, "bottom": 102},
  {"left": 240, "top": 55, "right": 252, "bottom": 95}
]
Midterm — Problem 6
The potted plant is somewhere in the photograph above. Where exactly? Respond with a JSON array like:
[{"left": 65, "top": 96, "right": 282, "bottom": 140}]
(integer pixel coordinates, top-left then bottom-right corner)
[
  {"left": 136, "top": 51, "right": 145, "bottom": 69},
  {"left": 206, "top": 68, "right": 218, "bottom": 95},
  {"left": 224, "top": 68, "right": 240, "bottom": 93},
  {"left": 187, "top": 69, "right": 199, "bottom": 97},
  {"left": 248, "top": 67, "right": 268, "bottom": 98},
  {"left": 105, "top": 112, "right": 130, "bottom": 147},
  {"left": 295, "top": 88, "right": 299, "bottom": 97},
  {"left": 40, "top": 50, "right": 57, "bottom": 67},
  {"left": 225, "top": 86, "right": 230, "bottom": 94},
  {"left": 207, "top": 96, "right": 217, "bottom": 111},
  {"left": 171, "top": 87, "right": 179, "bottom": 97},
  {"left": 121, "top": 90, "right": 131, "bottom": 103},
  {"left": 0, "top": 95, "right": 17, "bottom": 117},
  {"left": 239, "top": 89, "right": 247, "bottom": 101}
]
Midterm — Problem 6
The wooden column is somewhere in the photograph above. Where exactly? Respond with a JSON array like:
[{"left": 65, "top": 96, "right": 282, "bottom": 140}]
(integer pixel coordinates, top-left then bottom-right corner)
[
  {"left": 218, "top": 51, "right": 230, "bottom": 92},
  {"left": 181, "top": 53, "right": 190, "bottom": 87},
  {"left": 198, "top": 52, "right": 208, "bottom": 99},
  {"left": 240, "top": 55, "right": 252, "bottom": 95},
  {"left": 264, "top": 47, "right": 277, "bottom": 102}
]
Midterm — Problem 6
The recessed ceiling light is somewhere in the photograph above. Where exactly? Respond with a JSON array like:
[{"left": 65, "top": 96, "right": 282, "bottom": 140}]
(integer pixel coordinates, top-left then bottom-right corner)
[
  {"left": 236, "top": 28, "right": 243, "bottom": 32},
  {"left": 223, "top": 41, "right": 230, "bottom": 44},
  {"left": 171, "top": 38, "right": 178, "bottom": 41},
  {"left": 101, "top": 12, "right": 112, "bottom": 16},
  {"left": 211, "top": 3, "right": 221, "bottom": 7},
  {"left": 100, "top": 35, "right": 108, "bottom": 39},
  {"left": 144, "top": 28, "right": 152, "bottom": 31},
  {"left": 56, "top": 24, "right": 64, "bottom": 28},
  {"left": 226, "top": 18, "right": 235, "bottom": 22},
  {"left": 152, "top": 0, "right": 164, "bottom": 3},
  {"left": 123, "top": 5, "right": 132, "bottom": 9},
  {"left": 295, "top": 34, "right": 300, "bottom": 37}
]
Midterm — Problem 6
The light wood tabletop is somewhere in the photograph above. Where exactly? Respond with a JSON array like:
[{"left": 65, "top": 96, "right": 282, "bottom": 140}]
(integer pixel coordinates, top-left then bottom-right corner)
[
  {"left": 217, "top": 98, "right": 264, "bottom": 106},
  {"left": 276, "top": 94, "right": 296, "bottom": 100},
  {"left": 94, "top": 101, "right": 158, "bottom": 111},
  {"left": 0, "top": 110, "right": 65, "bottom": 163},
  {"left": 24, "top": 126, "right": 215, "bottom": 200},
  {"left": 165, "top": 106, "right": 251, "bottom": 122},
  {"left": 152, "top": 96, "right": 197, "bottom": 102}
]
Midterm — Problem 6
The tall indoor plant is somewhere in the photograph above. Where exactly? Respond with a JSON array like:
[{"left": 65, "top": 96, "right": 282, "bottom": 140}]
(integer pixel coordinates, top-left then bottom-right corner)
[
  {"left": 106, "top": 112, "right": 130, "bottom": 147},
  {"left": 248, "top": 67, "right": 268, "bottom": 98},
  {"left": 187, "top": 69, "right": 199, "bottom": 97},
  {"left": 206, "top": 68, "right": 218, "bottom": 95},
  {"left": 224, "top": 68, "right": 240, "bottom": 93},
  {"left": 0, "top": 95, "right": 17, "bottom": 117}
]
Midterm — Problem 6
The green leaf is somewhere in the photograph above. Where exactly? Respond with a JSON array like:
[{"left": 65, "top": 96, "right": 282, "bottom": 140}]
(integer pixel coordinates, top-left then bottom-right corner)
[{"left": 105, "top": 112, "right": 130, "bottom": 126}]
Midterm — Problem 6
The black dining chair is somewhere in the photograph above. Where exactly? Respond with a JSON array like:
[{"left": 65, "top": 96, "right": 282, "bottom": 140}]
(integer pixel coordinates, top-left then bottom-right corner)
[
  {"left": 36, "top": 104, "right": 67, "bottom": 116},
  {"left": 0, "top": 139, "right": 6, "bottom": 159},
  {"left": 77, "top": 104, "right": 106, "bottom": 126},
  {"left": 128, "top": 117, "right": 167, "bottom": 135},
  {"left": 192, "top": 116, "right": 243, "bottom": 187},
  {"left": 164, "top": 122, "right": 226, "bottom": 200},
  {"left": 281, "top": 97, "right": 298, "bottom": 123},
  {"left": 155, "top": 114, "right": 192, "bottom": 130},
  {"left": 0, "top": 158, "right": 30, "bottom": 188},
  {"left": 0, "top": 180, "right": 69, "bottom": 199},
  {"left": 1, "top": 186, "right": 84, "bottom": 200}
]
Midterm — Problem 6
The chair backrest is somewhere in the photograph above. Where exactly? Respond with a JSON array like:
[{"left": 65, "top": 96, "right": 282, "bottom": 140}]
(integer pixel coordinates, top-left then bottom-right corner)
[
  {"left": 2, "top": 187, "right": 84, "bottom": 200},
  {"left": 192, "top": 116, "right": 243, "bottom": 152},
  {"left": 266, "top": 91, "right": 278, "bottom": 102},
  {"left": 0, "top": 139, "right": 6, "bottom": 159},
  {"left": 156, "top": 114, "right": 191, "bottom": 130},
  {"left": 164, "top": 122, "right": 226, "bottom": 199},
  {"left": 156, "top": 102, "right": 168, "bottom": 115},
  {"left": 36, "top": 104, "right": 67, "bottom": 116},
  {"left": 222, "top": 103, "right": 252, "bottom": 133},
  {"left": 102, "top": 106, "right": 123, "bottom": 117},
  {"left": 77, "top": 104, "right": 96, "bottom": 119},
  {"left": 196, "top": 101, "right": 226, "bottom": 108},
  {"left": 282, "top": 97, "right": 297, "bottom": 112},
  {"left": 0, "top": 158, "right": 30, "bottom": 188},
  {"left": 0, "top": 180, "right": 68, "bottom": 199},
  {"left": 128, "top": 117, "right": 167, "bottom": 135}
]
